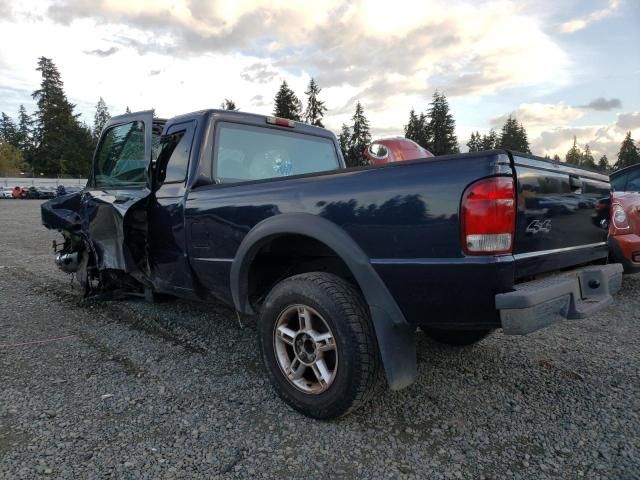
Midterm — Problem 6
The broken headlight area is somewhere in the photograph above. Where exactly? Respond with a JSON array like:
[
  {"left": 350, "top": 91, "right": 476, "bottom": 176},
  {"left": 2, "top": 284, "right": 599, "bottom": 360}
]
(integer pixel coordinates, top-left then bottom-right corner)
[{"left": 52, "top": 230, "right": 141, "bottom": 299}]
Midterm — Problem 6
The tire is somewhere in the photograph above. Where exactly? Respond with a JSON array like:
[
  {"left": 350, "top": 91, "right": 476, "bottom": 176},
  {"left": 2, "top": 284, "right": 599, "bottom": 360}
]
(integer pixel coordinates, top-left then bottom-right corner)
[
  {"left": 258, "top": 272, "right": 380, "bottom": 419},
  {"left": 422, "top": 327, "right": 493, "bottom": 346}
]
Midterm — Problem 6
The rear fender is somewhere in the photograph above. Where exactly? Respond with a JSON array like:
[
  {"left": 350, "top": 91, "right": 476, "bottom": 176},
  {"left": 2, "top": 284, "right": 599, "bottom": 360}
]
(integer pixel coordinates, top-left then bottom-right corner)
[{"left": 230, "top": 213, "right": 417, "bottom": 390}]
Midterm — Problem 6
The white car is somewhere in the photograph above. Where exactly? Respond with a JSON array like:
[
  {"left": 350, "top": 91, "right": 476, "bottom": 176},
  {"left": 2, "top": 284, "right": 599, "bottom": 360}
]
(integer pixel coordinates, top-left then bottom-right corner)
[{"left": 1, "top": 187, "right": 14, "bottom": 199}]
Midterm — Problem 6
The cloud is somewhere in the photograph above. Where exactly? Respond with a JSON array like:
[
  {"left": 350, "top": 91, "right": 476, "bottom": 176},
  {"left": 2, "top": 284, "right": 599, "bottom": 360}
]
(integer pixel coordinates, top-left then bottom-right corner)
[
  {"left": 561, "top": 0, "right": 620, "bottom": 33},
  {"left": 84, "top": 46, "right": 119, "bottom": 57},
  {"left": 240, "top": 63, "right": 277, "bottom": 84},
  {"left": 490, "top": 103, "right": 585, "bottom": 129},
  {"left": 0, "top": 0, "right": 12, "bottom": 20},
  {"left": 45, "top": 0, "right": 570, "bottom": 115},
  {"left": 250, "top": 94, "right": 269, "bottom": 107},
  {"left": 0, "top": 85, "right": 36, "bottom": 117},
  {"left": 616, "top": 112, "right": 640, "bottom": 130},
  {"left": 577, "top": 97, "right": 622, "bottom": 111},
  {"left": 530, "top": 111, "right": 640, "bottom": 160}
]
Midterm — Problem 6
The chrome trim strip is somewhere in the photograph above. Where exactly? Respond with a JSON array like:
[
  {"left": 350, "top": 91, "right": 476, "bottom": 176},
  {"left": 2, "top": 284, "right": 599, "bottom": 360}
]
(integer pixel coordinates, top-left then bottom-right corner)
[
  {"left": 370, "top": 242, "right": 607, "bottom": 265},
  {"left": 512, "top": 242, "right": 607, "bottom": 260},
  {"left": 192, "top": 257, "right": 234, "bottom": 263},
  {"left": 370, "top": 256, "right": 514, "bottom": 265}
]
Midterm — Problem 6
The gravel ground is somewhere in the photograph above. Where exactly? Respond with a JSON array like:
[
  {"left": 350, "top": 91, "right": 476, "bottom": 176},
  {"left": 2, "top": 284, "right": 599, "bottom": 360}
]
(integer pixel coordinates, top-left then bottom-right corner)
[{"left": 1, "top": 200, "right": 639, "bottom": 479}]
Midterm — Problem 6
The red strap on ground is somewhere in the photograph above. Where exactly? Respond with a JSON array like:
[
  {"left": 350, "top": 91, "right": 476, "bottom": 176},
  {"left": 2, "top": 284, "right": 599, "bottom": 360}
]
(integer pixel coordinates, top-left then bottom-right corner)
[{"left": 0, "top": 335, "right": 77, "bottom": 348}]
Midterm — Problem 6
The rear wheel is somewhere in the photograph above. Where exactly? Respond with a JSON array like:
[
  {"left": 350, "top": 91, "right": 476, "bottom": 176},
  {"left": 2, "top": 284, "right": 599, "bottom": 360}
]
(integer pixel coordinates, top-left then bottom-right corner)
[
  {"left": 258, "top": 272, "right": 380, "bottom": 419},
  {"left": 422, "top": 327, "right": 493, "bottom": 346}
]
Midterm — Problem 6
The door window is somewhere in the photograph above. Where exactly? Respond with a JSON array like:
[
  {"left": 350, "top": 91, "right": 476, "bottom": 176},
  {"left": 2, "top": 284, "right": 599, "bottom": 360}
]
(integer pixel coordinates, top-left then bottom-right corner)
[
  {"left": 625, "top": 169, "right": 640, "bottom": 191},
  {"left": 94, "top": 121, "right": 146, "bottom": 187},
  {"left": 214, "top": 123, "right": 339, "bottom": 183},
  {"left": 156, "top": 122, "right": 195, "bottom": 184},
  {"left": 611, "top": 173, "right": 627, "bottom": 191}
]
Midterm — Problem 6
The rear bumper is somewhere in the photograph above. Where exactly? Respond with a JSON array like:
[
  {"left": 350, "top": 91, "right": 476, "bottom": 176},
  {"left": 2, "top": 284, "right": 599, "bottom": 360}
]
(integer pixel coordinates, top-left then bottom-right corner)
[
  {"left": 495, "top": 263, "right": 623, "bottom": 335},
  {"left": 609, "top": 234, "right": 640, "bottom": 274}
]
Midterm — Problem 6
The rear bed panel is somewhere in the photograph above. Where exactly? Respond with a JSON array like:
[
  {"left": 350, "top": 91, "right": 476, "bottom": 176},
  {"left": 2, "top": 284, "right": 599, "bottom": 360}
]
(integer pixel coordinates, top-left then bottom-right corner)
[{"left": 512, "top": 154, "right": 610, "bottom": 279}]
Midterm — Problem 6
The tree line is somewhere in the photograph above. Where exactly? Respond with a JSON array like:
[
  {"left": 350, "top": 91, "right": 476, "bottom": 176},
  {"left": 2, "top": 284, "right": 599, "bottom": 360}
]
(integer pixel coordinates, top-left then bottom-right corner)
[
  {"left": 1, "top": 56, "right": 638, "bottom": 176},
  {"left": 562, "top": 133, "right": 639, "bottom": 172},
  {"left": 0, "top": 58, "right": 116, "bottom": 177}
]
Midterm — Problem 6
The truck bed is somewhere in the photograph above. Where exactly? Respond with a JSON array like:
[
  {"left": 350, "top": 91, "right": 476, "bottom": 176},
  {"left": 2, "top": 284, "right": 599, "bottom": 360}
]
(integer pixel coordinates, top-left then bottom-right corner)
[{"left": 184, "top": 149, "right": 610, "bottom": 328}]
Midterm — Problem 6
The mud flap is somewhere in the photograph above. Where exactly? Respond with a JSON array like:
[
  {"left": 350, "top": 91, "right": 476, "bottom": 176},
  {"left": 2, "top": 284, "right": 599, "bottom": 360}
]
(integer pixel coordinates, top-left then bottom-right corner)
[{"left": 369, "top": 305, "right": 417, "bottom": 390}]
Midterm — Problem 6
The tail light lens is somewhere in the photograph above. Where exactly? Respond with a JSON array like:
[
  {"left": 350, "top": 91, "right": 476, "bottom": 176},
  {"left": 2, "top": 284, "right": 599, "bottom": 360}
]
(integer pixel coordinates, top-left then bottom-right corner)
[
  {"left": 461, "top": 176, "right": 515, "bottom": 255},
  {"left": 611, "top": 203, "right": 630, "bottom": 230}
]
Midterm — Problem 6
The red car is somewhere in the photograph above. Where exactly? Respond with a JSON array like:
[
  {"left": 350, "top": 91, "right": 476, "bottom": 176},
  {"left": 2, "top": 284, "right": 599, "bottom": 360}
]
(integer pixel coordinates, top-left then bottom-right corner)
[
  {"left": 12, "top": 186, "right": 27, "bottom": 199},
  {"left": 364, "top": 137, "right": 434, "bottom": 165},
  {"left": 609, "top": 164, "right": 640, "bottom": 273}
]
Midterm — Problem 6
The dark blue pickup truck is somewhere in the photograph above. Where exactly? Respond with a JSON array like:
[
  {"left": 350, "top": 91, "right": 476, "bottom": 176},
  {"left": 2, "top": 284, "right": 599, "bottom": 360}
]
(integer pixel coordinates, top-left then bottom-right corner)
[{"left": 42, "top": 109, "right": 623, "bottom": 418}]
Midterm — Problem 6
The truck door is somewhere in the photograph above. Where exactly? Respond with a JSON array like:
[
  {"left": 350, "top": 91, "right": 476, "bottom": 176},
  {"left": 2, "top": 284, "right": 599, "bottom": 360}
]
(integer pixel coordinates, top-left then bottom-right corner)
[
  {"left": 81, "top": 111, "right": 155, "bottom": 275},
  {"left": 147, "top": 120, "right": 198, "bottom": 294}
]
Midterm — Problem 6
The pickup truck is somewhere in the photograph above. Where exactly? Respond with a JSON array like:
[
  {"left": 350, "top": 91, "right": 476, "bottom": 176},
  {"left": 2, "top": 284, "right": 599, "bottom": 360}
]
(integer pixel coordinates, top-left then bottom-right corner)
[{"left": 42, "top": 109, "right": 624, "bottom": 419}]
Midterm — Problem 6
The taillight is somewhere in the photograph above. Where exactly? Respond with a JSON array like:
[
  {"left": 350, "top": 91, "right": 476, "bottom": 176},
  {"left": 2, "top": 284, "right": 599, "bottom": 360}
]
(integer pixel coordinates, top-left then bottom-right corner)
[
  {"left": 611, "top": 203, "right": 630, "bottom": 230},
  {"left": 461, "top": 176, "right": 515, "bottom": 255}
]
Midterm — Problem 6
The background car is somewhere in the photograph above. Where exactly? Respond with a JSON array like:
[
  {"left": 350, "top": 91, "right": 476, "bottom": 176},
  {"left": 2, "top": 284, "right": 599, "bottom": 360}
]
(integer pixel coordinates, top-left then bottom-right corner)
[
  {"left": 23, "top": 186, "right": 40, "bottom": 199},
  {"left": 609, "top": 164, "right": 640, "bottom": 273},
  {"left": 12, "top": 186, "right": 27, "bottom": 199},
  {"left": 38, "top": 187, "right": 56, "bottom": 199},
  {"left": 1, "top": 187, "right": 13, "bottom": 198},
  {"left": 364, "top": 137, "right": 434, "bottom": 165}
]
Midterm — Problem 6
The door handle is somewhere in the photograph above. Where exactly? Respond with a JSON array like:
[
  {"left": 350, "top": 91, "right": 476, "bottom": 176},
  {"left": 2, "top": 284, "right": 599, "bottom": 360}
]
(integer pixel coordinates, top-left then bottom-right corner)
[
  {"left": 114, "top": 194, "right": 131, "bottom": 203},
  {"left": 569, "top": 175, "right": 582, "bottom": 190}
]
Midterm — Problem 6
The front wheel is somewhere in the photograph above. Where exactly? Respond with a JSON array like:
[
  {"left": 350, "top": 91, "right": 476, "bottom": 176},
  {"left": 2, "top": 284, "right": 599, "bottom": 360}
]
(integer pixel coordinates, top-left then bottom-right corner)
[{"left": 258, "top": 272, "right": 380, "bottom": 419}]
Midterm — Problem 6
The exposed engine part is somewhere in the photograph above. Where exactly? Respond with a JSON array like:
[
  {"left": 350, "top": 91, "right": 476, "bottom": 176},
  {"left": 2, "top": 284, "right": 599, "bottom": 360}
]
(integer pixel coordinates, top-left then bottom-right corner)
[{"left": 55, "top": 251, "right": 81, "bottom": 273}]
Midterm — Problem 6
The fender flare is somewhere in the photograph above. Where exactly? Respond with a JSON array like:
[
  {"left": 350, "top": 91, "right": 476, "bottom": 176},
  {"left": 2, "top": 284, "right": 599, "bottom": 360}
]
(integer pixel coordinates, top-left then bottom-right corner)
[{"left": 230, "top": 213, "right": 416, "bottom": 390}]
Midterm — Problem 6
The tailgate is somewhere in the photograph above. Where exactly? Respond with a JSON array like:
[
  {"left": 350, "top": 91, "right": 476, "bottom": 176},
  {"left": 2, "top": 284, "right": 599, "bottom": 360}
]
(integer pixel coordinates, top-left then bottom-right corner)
[{"left": 512, "top": 154, "right": 610, "bottom": 278}]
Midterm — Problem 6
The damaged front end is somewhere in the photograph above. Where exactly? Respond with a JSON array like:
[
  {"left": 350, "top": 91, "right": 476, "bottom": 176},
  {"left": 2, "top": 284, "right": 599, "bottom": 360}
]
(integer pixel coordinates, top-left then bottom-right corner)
[
  {"left": 41, "top": 110, "right": 161, "bottom": 298},
  {"left": 42, "top": 190, "right": 150, "bottom": 297}
]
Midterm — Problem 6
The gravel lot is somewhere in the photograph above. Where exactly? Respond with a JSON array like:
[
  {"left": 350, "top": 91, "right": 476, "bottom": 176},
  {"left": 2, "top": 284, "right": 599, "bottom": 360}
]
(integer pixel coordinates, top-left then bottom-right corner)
[{"left": 1, "top": 200, "right": 639, "bottom": 479}]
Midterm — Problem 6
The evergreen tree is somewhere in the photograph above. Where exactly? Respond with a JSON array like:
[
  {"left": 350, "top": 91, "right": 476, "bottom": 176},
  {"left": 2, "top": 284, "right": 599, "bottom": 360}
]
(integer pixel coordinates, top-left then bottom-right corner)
[
  {"left": 565, "top": 136, "right": 583, "bottom": 165},
  {"left": 125, "top": 106, "right": 131, "bottom": 114},
  {"left": 467, "top": 131, "right": 482, "bottom": 152},
  {"left": 404, "top": 109, "right": 420, "bottom": 142},
  {"left": 615, "top": 131, "right": 640, "bottom": 169},
  {"left": 93, "top": 97, "right": 111, "bottom": 141},
  {"left": 427, "top": 91, "right": 458, "bottom": 155},
  {"left": 62, "top": 122, "right": 95, "bottom": 177},
  {"left": 221, "top": 99, "right": 238, "bottom": 111},
  {"left": 404, "top": 109, "right": 430, "bottom": 149},
  {"left": 347, "top": 102, "right": 371, "bottom": 167},
  {"left": 273, "top": 81, "right": 302, "bottom": 121},
  {"left": 16, "top": 105, "right": 33, "bottom": 154},
  {"left": 337, "top": 123, "right": 351, "bottom": 162},
  {"left": 498, "top": 115, "right": 531, "bottom": 153},
  {"left": 552, "top": 154, "right": 561, "bottom": 162},
  {"left": 518, "top": 121, "right": 531, "bottom": 153},
  {"left": 31, "top": 56, "right": 93, "bottom": 176},
  {"left": 303, "top": 78, "right": 327, "bottom": 127},
  {"left": 0, "top": 112, "right": 18, "bottom": 147},
  {"left": 597, "top": 155, "right": 609, "bottom": 172},
  {"left": 581, "top": 144, "right": 597, "bottom": 170},
  {"left": 416, "top": 112, "right": 430, "bottom": 149},
  {"left": 481, "top": 129, "right": 498, "bottom": 150}
]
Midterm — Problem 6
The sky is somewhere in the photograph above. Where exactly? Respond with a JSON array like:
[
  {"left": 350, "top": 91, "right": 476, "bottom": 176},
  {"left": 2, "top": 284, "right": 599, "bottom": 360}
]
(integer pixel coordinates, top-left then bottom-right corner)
[{"left": 0, "top": 0, "right": 638, "bottom": 162}]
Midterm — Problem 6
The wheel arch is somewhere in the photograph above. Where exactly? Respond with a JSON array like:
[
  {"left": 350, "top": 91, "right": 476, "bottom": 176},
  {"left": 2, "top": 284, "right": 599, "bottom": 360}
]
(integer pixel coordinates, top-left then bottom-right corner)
[{"left": 230, "top": 213, "right": 417, "bottom": 390}]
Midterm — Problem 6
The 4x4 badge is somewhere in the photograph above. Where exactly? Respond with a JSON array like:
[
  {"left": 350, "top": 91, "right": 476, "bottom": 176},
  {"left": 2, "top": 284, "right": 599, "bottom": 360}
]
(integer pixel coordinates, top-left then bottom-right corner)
[{"left": 526, "top": 219, "right": 552, "bottom": 234}]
